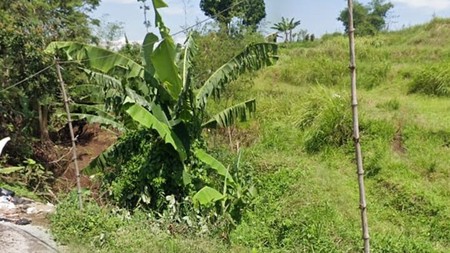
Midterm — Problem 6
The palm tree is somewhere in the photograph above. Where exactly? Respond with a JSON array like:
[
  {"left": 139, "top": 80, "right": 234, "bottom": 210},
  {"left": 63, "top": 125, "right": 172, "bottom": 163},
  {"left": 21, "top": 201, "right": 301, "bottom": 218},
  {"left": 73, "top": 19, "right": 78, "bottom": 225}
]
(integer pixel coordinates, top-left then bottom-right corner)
[{"left": 271, "top": 17, "right": 301, "bottom": 42}]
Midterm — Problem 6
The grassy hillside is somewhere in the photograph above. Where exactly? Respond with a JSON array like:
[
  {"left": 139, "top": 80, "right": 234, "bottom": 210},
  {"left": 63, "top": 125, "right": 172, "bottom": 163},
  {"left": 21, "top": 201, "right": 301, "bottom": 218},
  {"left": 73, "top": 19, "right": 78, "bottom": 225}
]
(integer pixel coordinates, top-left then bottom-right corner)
[
  {"left": 223, "top": 17, "right": 450, "bottom": 252},
  {"left": 52, "top": 18, "right": 450, "bottom": 252}
]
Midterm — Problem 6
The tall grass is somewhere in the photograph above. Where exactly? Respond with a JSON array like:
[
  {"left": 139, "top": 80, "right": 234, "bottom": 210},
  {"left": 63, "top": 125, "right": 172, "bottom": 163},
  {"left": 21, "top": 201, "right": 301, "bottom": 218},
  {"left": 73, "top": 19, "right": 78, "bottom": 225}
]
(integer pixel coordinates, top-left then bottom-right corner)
[
  {"left": 409, "top": 63, "right": 450, "bottom": 96},
  {"left": 295, "top": 87, "right": 353, "bottom": 153}
]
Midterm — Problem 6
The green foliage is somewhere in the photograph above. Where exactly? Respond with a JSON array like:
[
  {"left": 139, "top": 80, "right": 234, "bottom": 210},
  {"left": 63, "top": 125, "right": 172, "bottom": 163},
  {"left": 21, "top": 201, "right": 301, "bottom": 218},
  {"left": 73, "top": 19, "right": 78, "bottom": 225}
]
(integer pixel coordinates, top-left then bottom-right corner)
[
  {"left": 97, "top": 130, "right": 187, "bottom": 210},
  {"left": 0, "top": 0, "right": 99, "bottom": 166},
  {"left": 295, "top": 88, "right": 353, "bottom": 153},
  {"left": 50, "top": 191, "right": 124, "bottom": 247},
  {"left": 46, "top": 1, "right": 276, "bottom": 220},
  {"left": 0, "top": 158, "right": 53, "bottom": 198},
  {"left": 47, "top": 17, "right": 450, "bottom": 253},
  {"left": 192, "top": 30, "right": 265, "bottom": 85},
  {"left": 235, "top": 0, "right": 266, "bottom": 30},
  {"left": 338, "top": 0, "right": 394, "bottom": 36},
  {"left": 358, "top": 60, "right": 391, "bottom": 89},
  {"left": 199, "top": 0, "right": 266, "bottom": 30},
  {"left": 409, "top": 63, "right": 450, "bottom": 97},
  {"left": 200, "top": 0, "right": 234, "bottom": 28},
  {"left": 231, "top": 169, "right": 340, "bottom": 252}
]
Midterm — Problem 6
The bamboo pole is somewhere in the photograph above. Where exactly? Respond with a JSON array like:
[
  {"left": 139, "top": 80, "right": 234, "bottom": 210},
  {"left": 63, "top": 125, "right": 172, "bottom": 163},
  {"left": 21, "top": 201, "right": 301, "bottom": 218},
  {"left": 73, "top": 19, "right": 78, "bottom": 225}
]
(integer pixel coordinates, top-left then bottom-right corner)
[
  {"left": 55, "top": 59, "right": 83, "bottom": 210},
  {"left": 346, "top": 1, "right": 370, "bottom": 252}
]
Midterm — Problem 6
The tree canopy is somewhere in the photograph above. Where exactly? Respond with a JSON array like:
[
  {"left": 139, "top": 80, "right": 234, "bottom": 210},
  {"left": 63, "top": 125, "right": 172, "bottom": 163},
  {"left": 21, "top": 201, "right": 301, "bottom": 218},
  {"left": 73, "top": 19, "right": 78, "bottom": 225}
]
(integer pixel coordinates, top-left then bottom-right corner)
[
  {"left": 0, "top": 0, "right": 99, "bottom": 161},
  {"left": 200, "top": 0, "right": 266, "bottom": 31},
  {"left": 338, "top": 0, "right": 394, "bottom": 36}
]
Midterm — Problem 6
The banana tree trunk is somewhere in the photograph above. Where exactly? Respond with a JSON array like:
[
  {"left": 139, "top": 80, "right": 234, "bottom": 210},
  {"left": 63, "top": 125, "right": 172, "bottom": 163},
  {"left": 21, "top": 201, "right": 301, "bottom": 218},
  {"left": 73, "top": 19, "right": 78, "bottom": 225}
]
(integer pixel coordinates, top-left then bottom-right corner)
[{"left": 346, "top": 0, "right": 370, "bottom": 252}]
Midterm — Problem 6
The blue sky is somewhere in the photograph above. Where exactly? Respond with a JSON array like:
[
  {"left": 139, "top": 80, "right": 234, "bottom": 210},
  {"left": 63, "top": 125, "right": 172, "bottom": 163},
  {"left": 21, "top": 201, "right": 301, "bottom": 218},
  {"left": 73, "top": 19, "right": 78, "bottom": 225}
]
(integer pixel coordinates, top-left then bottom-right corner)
[{"left": 93, "top": 0, "right": 450, "bottom": 42}]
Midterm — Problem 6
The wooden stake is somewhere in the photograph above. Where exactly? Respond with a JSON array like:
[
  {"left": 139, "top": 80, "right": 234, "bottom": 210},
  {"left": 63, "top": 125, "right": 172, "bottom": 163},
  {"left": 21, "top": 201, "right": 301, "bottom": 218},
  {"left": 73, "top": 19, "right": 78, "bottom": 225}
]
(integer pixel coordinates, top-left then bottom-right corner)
[
  {"left": 346, "top": 1, "right": 370, "bottom": 252},
  {"left": 55, "top": 59, "right": 83, "bottom": 210}
]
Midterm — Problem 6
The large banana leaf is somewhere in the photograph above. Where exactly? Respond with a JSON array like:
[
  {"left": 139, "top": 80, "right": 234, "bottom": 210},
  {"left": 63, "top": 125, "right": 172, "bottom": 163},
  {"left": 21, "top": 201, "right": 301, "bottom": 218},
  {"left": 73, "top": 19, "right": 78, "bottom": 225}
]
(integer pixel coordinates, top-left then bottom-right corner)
[
  {"left": 125, "top": 103, "right": 186, "bottom": 161},
  {"left": 196, "top": 43, "right": 278, "bottom": 108},
  {"left": 193, "top": 186, "right": 224, "bottom": 206},
  {"left": 202, "top": 99, "right": 256, "bottom": 129},
  {"left": 181, "top": 34, "right": 197, "bottom": 93},
  {"left": 71, "top": 113, "right": 124, "bottom": 131},
  {"left": 45, "top": 42, "right": 145, "bottom": 80},
  {"left": 152, "top": 39, "right": 182, "bottom": 100},
  {"left": 82, "top": 69, "right": 155, "bottom": 112},
  {"left": 194, "top": 148, "right": 235, "bottom": 185},
  {"left": 142, "top": 33, "right": 159, "bottom": 75},
  {"left": 83, "top": 69, "right": 123, "bottom": 92},
  {"left": 173, "top": 34, "right": 197, "bottom": 120},
  {"left": 70, "top": 84, "right": 105, "bottom": 104},
  {"left": 148, "top": 0, "right": 182, "bottom": 100}
]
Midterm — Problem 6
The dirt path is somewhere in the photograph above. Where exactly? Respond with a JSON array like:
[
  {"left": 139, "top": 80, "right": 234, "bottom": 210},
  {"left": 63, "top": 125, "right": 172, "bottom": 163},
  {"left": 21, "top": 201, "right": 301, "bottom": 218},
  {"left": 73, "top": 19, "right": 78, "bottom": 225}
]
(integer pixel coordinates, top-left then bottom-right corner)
[{"left": 0, "top": 222, "right": 60, "bottom": 252}]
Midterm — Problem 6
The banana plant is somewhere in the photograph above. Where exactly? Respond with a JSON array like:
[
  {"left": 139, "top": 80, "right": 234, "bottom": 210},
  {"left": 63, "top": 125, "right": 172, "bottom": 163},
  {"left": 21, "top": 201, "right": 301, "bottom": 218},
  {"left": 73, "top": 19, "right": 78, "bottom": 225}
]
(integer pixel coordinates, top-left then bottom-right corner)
[{"left": 45, "top": 0, "right": 277, "bottom": 206}]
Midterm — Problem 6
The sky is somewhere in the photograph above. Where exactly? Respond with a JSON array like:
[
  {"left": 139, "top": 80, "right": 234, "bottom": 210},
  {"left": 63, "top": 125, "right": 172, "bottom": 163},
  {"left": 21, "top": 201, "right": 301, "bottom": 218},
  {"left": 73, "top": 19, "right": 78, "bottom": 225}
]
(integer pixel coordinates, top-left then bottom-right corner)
[{"left": 92, "top": 0, "right": 450, "bottom": 43}]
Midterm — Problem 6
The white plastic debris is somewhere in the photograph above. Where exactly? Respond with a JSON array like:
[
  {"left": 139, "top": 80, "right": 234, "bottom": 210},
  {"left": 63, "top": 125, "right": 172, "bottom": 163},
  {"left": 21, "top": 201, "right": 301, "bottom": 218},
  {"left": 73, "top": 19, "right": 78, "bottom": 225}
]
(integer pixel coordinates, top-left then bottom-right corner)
[{"left": 0, "top": 196, "right": 15, "bottom": 209}]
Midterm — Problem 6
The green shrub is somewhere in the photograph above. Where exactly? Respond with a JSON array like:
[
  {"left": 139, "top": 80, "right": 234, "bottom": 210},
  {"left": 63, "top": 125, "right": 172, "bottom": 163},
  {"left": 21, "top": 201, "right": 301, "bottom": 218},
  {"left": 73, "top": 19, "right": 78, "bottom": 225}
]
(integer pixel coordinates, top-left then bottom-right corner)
[
  {"left": 409, "top": 63, "right": 450, "bottom": 96},
  {"left": 99, "top": 130, "right": 188, "bottom": 211}
]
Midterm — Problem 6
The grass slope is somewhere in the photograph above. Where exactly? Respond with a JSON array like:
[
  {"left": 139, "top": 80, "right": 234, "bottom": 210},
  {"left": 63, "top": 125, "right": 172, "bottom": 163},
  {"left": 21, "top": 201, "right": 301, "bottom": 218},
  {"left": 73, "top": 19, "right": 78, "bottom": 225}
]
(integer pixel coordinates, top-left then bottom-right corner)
[
  {"left": 52, "top": 18, "right": 450, "bottom": 252},
  {"left": 227, "top": 18, "right": 450, "bottom": 252}
]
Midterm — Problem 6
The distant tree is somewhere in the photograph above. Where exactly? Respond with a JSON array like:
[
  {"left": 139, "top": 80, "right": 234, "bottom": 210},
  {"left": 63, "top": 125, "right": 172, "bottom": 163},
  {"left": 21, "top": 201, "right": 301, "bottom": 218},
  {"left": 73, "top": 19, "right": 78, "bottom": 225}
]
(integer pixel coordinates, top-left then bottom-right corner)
[
  {"left": 236, "top": 0, "right": 266, "bottom": 30},
  {"left": 200, "top": 0, "right": 235, "bottom": 31},
  {"left": 310, "top": 34, "right": 315, "bottom": 41},
  {"left": 93, "top": 14, "right": 124, "bottom": 49},
  {"left": 338, "top": 0, "right": 394, "bottom": 36},
  {"left": 200, "top": 0, "right": 266, "bottom": 33},
  {"left": 271, "top": 17, "right": 301, "bottom": 42},
  {"left": 296, "top": 29, "right": 308, "bottom": 42},
  {"left": 304, "top": 34, "right": 310, "bottom": 41}
]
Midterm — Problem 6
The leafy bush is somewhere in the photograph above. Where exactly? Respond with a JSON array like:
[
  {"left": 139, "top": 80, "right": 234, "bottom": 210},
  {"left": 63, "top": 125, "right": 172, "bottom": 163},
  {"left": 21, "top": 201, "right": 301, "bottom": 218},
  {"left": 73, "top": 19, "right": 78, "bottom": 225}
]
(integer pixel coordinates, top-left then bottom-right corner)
[
  {"left": 409, "top": 63, "right": 450, "bottom": 96},
  {"left": 97, "top": 129, "right": 202, "bottom": 211}
]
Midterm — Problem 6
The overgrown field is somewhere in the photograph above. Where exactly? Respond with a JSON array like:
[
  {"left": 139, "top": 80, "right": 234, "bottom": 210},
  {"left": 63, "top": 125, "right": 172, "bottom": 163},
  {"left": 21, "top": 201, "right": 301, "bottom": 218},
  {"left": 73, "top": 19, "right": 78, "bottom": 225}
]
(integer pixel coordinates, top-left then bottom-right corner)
[{"left": 52, "top": 18, "right": 450, "bottom": 252}]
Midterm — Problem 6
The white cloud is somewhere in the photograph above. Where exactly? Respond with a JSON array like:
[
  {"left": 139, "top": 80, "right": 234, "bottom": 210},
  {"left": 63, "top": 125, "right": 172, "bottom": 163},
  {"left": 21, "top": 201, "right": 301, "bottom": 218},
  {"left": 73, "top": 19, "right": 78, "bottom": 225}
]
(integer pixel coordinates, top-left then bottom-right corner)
[
  {"left": 160, "top": 6, "right": 184, "bottom": 15},
  {"left": 393, "top": 0, "right": 450, "bottom": 9}
]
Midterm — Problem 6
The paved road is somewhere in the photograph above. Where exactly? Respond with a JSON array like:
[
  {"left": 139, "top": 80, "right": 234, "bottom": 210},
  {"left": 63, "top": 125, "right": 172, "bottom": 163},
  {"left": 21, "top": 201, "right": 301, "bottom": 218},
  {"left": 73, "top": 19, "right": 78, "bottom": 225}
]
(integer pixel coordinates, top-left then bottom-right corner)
[{"left": 0, "top": 222, "right": 60, "bottom": 253}]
